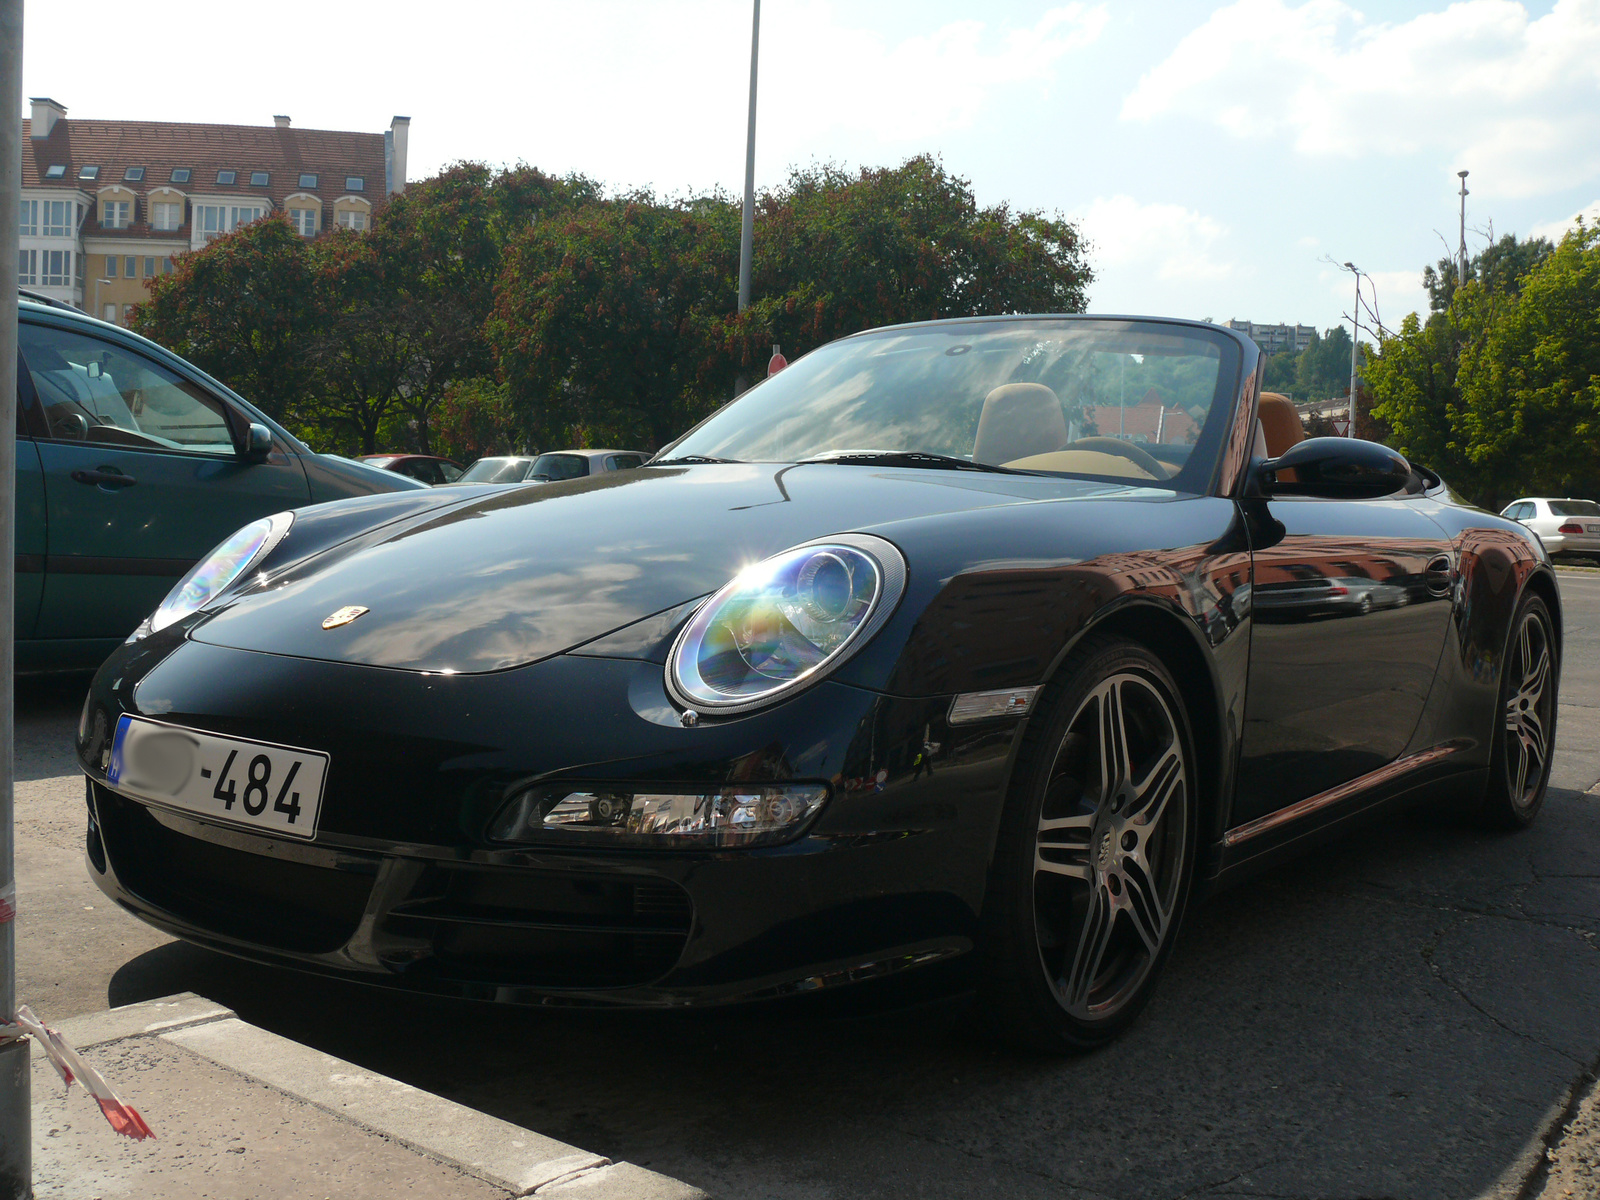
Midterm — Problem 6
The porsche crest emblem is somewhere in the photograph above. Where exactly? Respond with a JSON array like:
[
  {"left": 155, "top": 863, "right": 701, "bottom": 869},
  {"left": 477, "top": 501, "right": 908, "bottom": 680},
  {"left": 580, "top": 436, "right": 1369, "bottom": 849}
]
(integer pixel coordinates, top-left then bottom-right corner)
[{"left": 321, "top": 605, "right": 370, "bottom": 630}]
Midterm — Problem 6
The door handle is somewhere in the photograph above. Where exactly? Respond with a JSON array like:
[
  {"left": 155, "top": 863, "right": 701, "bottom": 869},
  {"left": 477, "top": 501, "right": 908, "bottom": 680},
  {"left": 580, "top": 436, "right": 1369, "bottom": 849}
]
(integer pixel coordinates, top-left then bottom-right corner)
[
  {"left": 71, "top": 467, "right": 137, "bottom": 489},
  {"left": 1424, "top": 553, "right": 1455, "bottom": 595}
]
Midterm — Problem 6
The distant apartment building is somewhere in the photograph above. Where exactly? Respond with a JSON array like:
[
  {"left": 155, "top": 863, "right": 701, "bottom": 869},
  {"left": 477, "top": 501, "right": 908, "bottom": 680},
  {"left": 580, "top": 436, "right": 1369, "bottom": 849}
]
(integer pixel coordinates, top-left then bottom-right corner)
[
  {"left": 19, "top": 99, "right": 409, "bottom": 321},
  {"left": 1225, "top": 319, "right": 1317, "bottom": 355}
]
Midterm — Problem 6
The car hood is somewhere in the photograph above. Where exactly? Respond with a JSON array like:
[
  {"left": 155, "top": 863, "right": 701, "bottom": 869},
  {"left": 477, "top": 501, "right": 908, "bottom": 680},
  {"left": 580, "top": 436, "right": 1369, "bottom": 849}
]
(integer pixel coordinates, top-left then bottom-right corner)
[{"left": 192, "top": 463, "right": 1135, "bottom": 673}]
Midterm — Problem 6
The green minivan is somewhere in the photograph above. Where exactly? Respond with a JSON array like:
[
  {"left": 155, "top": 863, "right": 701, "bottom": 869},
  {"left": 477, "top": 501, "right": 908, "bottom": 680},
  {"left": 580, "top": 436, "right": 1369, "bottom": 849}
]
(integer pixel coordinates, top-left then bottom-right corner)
[{"left": 16, "top": 294, "right": 426, "bottom": 673}]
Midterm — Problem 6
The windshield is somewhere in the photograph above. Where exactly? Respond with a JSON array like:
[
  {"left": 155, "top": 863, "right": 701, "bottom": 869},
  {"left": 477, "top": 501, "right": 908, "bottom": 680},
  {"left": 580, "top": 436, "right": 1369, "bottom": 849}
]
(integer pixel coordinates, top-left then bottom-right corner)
[
  {"left": 664, "top": 319, "right": 1241, "bottom": 489},
  {"left": 1550, "top": 500, "right": 1600, "bottom": 516},
  {"left": 530, "top": 453, "right": 590, "bottom": 481},
  {"left": 459, "top": 457, "right": 533, "bottom": 483}
]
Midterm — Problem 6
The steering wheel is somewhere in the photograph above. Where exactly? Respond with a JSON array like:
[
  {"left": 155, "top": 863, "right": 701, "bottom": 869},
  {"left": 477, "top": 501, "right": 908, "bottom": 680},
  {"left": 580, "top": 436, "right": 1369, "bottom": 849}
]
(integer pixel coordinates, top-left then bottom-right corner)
[{"left": 1064, "top": 437, "right": 1171, "bottom": 480}]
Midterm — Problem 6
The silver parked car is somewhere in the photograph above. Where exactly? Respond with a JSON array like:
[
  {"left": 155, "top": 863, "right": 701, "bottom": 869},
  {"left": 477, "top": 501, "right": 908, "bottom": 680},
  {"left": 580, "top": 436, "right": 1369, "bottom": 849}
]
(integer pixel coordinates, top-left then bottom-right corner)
[
  {"left": 1500, "top": 497, "right": 1600, "bottom": 558},
  {"left": 527, "top": 449, "right": 648, "bottom": 482}
]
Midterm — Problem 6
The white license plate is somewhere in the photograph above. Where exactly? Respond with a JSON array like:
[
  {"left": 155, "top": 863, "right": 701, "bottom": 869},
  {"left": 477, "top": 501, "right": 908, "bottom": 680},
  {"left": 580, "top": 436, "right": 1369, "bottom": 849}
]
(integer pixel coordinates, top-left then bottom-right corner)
[
  {"left": 1587, "top": 524, "right": 1600, "bottom": 534},
  {"left": 106, "top": 715, "right": 328, "bottom": 839}
]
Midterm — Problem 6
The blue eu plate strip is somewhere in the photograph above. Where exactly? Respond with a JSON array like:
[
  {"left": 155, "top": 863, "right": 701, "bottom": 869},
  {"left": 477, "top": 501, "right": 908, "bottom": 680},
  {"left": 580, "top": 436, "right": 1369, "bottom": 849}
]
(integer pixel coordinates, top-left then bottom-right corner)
[{"left": 106, "top": 715, "right": 133, "bottom": 785}]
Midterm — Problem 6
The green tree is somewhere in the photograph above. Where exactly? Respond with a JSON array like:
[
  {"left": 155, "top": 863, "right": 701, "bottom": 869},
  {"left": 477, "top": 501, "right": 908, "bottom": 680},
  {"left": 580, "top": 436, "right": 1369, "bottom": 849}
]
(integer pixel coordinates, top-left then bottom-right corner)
[
  {"left": 1262, "top": 348, "right": 1299, "bottom": 395},
  {"left": 1294, "top": 326, "right": 1353, "bottom": 401},
  {"left": 1423, "top": 232, "right": 1553, "bottom": 314},
  {"left": 1371, "top": 222, "right": 1599, "bottom": 508},
  {"left": 131, "top": 215, "right": 322, "bottom": 425},
  {"left": 490, "top": 156, "right": 1093, "bottom": 449}
]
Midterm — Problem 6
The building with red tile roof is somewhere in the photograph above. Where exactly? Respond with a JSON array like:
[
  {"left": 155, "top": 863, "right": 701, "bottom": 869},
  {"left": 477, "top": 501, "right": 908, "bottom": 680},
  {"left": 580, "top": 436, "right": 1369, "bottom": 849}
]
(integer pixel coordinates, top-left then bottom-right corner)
[{"left": 18, "top": 99, "right": 409, "bottom": 321}]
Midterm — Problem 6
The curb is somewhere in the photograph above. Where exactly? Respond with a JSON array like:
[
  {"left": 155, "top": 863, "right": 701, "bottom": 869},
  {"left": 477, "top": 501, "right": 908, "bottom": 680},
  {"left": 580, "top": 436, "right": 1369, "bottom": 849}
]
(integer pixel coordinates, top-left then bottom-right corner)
[
  {"left": 54, "top": 994, "right": 708, "bottom": 1199},
  {"left": 1554, "top": 563, "right": 1600, "bottom": 574}
]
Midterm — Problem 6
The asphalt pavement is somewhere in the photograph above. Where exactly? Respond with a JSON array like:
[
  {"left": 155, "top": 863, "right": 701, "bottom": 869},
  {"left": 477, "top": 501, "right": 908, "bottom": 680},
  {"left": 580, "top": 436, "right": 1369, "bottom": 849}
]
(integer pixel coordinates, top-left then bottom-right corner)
[{"left": 17, "top": 570, "right": 1600, "bottom": 1200}]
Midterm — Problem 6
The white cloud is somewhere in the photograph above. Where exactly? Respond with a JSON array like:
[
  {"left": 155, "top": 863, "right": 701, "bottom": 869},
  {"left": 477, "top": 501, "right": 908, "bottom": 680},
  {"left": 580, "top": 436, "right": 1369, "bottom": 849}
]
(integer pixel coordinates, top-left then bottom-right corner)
[
  {"left": 760, "top": 3, "right": 1109, "bottom": 147},
  {"left": 1076, "top": 195, "right": 1235, "bottom": 288},
  {"left": 1532, "top": 199, "right": 1600, "bottom": 240},
  {"left": 1121, "top": 0, "right": 1600, "bottom": 198}
]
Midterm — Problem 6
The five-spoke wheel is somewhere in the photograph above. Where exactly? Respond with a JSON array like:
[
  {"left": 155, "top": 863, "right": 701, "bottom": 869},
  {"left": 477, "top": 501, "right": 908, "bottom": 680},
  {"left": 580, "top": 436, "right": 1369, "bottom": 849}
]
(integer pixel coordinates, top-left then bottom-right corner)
[
  {"left": 981, "top": 637, "right": 1195, "bottom": 1051},
  {"left": 1483, "top": 592, "right": 1557, "bottom": 827}
]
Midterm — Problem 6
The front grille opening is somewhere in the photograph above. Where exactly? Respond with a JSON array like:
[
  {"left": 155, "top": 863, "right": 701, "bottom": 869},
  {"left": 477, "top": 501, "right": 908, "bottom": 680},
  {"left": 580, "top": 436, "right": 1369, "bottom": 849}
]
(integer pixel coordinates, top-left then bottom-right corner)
[
  {"left": 93, "top": 784, "right": 373, "bottom": 954},
  {"left": 384, "top": 864, "right": 693, "bottom": 989}
]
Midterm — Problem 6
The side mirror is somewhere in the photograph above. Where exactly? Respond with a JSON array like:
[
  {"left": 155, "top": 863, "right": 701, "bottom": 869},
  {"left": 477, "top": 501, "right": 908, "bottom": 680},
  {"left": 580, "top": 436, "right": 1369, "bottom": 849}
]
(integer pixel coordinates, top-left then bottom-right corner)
[
  {"left": 241, "top": 422, "right": 274, "bottom": 463},
  {"left": 59, "top": 412, "right": 90, "bottom": 440},
  {"left": 1257, "top": 437, "right": 1411, "bottom": 500}
]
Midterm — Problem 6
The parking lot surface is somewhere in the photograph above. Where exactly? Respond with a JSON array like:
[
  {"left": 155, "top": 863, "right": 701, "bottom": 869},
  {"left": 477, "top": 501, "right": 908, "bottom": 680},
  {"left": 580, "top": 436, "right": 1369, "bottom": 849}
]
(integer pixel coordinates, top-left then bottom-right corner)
[{"left": 17, "top": 571, "right": 1600, "bottom": 1200}]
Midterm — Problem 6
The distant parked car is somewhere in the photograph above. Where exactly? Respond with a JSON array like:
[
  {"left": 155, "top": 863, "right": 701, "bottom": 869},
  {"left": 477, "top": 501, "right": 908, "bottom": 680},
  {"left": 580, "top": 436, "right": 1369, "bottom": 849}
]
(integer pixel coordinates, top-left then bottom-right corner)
[
  {"left": 527, "top": 450, "right": 648, "bottom": 481},
  {"left": 451, "top": 451, "right": 649, "bottom": 486},
  {"left": 453, "top": 455, "right": 542, "bottom": 485},
  {"left": 14, "top": 291, "right": 426, "bottom": 673},
  {"left": 1500, "top": 498, "right": 1600, "bottom": 559},
  {"left": 359, "top": 454, "right": 463, "bottom": 486}
]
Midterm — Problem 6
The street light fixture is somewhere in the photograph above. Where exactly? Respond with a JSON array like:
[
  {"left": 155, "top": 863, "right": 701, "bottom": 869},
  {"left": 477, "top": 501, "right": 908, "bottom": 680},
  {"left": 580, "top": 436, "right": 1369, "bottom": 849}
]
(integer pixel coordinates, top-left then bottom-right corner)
[{"left": 1457, "top": 170, "right": 1470, "bottom": 287}]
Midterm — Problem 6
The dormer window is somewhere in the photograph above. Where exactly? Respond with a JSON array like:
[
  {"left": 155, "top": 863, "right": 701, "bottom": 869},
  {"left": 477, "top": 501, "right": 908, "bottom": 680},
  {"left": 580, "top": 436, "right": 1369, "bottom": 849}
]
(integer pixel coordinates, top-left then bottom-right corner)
[
  {"left": 124, "top": 166, "right": 145, "bottom": 182},
  {"left": 216, "top": 169, "right": 237, "bottom": 185},
  {"left": 298, "top": 173, "right": 318, "bottom": 189},
  {"left": 250, "top": 171, "right": 269, "bottom": 187},
  {"left": 170, "top": 168, "right": 191, "bottom": 183},
  {"left": 79, "top": 165, "right": 99, "bottom": 180},
  {"left": 345, "top": 176, "right": 365, "bottom": 192},
  {"left": 44, "top": 164, "right": 65, "bottom": 179}
]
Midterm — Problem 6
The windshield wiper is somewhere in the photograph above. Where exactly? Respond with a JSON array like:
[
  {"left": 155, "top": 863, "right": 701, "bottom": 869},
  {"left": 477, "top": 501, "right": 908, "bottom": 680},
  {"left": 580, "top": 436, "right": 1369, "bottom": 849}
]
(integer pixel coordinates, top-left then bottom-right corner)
[
  {"left": 650, "top": 454, "right": 741, "bottom": 465},
  {"left": 796, "top": 450, "right": 1032, "bottom": 475}
]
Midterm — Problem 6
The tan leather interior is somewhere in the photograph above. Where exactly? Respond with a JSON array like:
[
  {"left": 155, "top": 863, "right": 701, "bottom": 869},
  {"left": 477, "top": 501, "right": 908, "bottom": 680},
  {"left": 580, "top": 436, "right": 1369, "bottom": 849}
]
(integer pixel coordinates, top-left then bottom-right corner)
[
  {"left": 973, "top": 383, "right": 1068, "bottom": 466},
  {"left": 1257, "top": 391, "right": 1303, "bottom": 481},
  {"left": 1003, "top": 449, "right": 1162, "bottom": 481}
]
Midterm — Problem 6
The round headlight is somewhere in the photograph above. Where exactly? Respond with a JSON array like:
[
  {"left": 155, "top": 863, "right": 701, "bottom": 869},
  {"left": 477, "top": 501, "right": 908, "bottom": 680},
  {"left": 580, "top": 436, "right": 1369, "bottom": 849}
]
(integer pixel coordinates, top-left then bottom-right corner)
[
  {"left": 149, "top": 511, "right": 294, "bottom": 633},
  {"left": 667, "top": 533, "right": 906, "bottom": 714}
]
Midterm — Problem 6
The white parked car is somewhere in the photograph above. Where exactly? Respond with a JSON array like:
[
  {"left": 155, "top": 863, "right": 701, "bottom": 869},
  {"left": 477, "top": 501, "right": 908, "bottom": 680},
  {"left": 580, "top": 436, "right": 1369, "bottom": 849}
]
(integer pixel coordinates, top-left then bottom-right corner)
[{"left": 1500, "top": 497, "right": 1600, "bottom": 558}]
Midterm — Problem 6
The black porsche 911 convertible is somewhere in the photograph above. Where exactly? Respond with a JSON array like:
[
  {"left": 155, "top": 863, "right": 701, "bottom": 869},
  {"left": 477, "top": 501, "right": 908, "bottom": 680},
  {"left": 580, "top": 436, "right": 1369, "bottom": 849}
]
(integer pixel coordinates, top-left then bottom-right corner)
[{"left": 77, "top": 315, "right": 1559, "bottom": 1051}]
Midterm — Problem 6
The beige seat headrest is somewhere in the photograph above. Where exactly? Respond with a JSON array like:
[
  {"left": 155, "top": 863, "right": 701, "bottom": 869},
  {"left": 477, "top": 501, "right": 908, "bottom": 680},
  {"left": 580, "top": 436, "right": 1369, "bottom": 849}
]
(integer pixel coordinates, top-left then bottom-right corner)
[{"left": 973, "top": 383, "right": 1068, "bottom": 466}]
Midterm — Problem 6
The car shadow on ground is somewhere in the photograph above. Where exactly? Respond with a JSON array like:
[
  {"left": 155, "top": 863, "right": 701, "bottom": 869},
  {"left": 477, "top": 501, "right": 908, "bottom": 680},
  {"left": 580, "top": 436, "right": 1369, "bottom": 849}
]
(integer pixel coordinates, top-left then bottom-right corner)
[{"left": 108, "top": 788, "right": 1600, "bottom": 1200}]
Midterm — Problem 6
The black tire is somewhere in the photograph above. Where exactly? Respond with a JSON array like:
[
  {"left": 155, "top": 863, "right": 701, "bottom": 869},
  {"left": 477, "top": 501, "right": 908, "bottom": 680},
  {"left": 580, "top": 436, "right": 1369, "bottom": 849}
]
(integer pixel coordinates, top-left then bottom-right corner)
[
  {"left": 1480, "top": 591, "right": 1558, "bottom": 829},
  {"left": 978, "top": 635, "right": 1198, "bottom": 1053}
]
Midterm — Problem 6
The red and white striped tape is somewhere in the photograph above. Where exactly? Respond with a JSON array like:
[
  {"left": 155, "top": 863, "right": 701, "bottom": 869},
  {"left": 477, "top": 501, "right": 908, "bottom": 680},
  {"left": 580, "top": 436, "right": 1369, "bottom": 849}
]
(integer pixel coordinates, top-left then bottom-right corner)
[{"left": 1, "top": 1006, "right": 154, "bottom": 1139}]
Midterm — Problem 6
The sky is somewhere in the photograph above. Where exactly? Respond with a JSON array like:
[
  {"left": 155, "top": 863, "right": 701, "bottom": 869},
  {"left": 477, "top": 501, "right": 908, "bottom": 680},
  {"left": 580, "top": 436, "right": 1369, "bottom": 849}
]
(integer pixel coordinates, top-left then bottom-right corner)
[{"left": 22, "top": 0, "right": 1600, "bottom": 339}]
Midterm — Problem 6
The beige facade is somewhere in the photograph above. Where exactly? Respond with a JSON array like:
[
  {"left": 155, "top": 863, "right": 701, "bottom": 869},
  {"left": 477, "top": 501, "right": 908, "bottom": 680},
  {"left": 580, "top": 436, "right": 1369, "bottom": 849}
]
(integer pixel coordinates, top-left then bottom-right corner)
[{"left": 20, "top": 98, "right": 409, "bottom": 317}]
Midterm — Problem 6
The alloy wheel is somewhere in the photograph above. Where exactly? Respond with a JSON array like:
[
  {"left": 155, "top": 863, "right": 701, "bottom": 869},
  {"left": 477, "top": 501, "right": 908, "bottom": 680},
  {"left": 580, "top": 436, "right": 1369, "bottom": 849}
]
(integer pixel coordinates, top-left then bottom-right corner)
[
  {"left": 1032, "top": 672, "right": 1188, "bottom": 1021},
  {"left": 1504, "top": 609, "right": 1553, "bottom": 810}
]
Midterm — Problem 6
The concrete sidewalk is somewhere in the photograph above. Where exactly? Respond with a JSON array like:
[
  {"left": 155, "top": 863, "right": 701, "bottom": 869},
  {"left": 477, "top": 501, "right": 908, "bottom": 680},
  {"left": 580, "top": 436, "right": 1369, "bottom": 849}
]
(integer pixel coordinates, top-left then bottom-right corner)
[{"left": 32, "top": 993, "right": 708, "bottom": 1200}]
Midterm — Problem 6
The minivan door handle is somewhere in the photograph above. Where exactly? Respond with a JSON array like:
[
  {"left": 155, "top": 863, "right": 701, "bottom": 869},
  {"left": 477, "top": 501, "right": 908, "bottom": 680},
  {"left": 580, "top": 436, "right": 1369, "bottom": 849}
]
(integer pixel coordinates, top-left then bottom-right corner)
[{"left": 71, "top": 467, "right": 137, "bottom": 489}]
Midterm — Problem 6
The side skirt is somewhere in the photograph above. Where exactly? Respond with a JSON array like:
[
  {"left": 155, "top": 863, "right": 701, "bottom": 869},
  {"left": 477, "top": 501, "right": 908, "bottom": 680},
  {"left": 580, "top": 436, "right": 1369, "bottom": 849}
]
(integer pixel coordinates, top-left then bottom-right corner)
[{"left": 1201, "top": 742, "right": 1481, "bottom": 891}]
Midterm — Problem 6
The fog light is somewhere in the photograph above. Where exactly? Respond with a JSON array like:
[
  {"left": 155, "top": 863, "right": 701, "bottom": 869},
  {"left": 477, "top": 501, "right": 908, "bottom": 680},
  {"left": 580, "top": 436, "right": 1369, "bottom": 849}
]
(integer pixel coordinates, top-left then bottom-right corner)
[{"left": 489, "top": 784, "right": 828, "bottom": 848}]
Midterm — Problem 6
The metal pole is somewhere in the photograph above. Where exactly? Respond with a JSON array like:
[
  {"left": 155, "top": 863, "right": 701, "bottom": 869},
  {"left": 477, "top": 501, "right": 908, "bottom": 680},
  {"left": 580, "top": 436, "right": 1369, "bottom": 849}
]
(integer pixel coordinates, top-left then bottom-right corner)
[
  {"left": 1457, "top": 170, "right": 1469, "bottom": 287},
  {"left": 0, "top": 0, "right": 32, "bottom": 1190},
  {"left": 1343, "top": 262, "right": 1360, "bottom": 438},
  {"left": 737, "top": 0, "right": 759, "bottom": 313}
]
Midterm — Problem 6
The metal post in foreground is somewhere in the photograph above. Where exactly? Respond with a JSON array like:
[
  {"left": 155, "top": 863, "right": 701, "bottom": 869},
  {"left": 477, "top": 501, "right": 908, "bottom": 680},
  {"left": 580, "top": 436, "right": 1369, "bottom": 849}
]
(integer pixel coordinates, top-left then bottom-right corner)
[
  {"left": 0, "top": 0, "right": 31, "bottom": 1189},
  {"left": 1342, "top": 261, "right": 1361, "bottom": 438},
  {"left": 737, "top": 0, "right": 760, "bottom": 315},
  {"left": 1457, "top": 170, "right": 1470, "bottom": 287}
]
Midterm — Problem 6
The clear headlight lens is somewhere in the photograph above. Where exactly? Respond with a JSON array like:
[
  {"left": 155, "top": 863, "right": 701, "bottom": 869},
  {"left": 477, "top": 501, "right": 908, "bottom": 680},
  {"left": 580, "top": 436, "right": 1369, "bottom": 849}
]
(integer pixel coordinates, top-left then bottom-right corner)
[
  {"left": 149, "top": 511, "right": 294, "bottom": 633},
  {"left": 666, "top": 534, "right": 906, "bottom": 714},
  {"left": 489, "top": 784, "right": 829, "bottom": 848}
]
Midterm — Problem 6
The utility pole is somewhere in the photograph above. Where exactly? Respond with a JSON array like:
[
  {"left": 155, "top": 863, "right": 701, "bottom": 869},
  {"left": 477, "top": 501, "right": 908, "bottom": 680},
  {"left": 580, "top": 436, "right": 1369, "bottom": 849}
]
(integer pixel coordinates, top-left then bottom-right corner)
[
  {"left": 733, "top": 0, "right": 760, "bottom": 396},
  {"left": 1342, "top": 262, "right": 1361, "bottom": 439},
  {"left": 0, "top": 0, "right": 32, "bottom": 1191},
  {"left": 1457, "top": 170, "right": 1470, "bottom": 287}
]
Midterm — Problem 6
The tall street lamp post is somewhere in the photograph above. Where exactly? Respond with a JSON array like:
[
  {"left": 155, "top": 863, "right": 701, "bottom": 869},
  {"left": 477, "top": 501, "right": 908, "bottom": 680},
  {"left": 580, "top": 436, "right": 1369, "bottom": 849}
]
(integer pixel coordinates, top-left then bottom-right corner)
[
  {"left": 1457, "top": 170, "right": 1470, "bottom": 287},
  {"left": 737, "top": 0, "right": 760, "bottom": 315}
]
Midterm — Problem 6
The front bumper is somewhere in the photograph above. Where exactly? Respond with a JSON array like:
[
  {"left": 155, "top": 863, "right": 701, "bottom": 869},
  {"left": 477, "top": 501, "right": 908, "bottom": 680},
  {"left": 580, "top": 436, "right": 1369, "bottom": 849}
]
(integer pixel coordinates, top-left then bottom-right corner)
[{"left": 80, "top": 638, "right": 1024, "bottom": 1006}]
